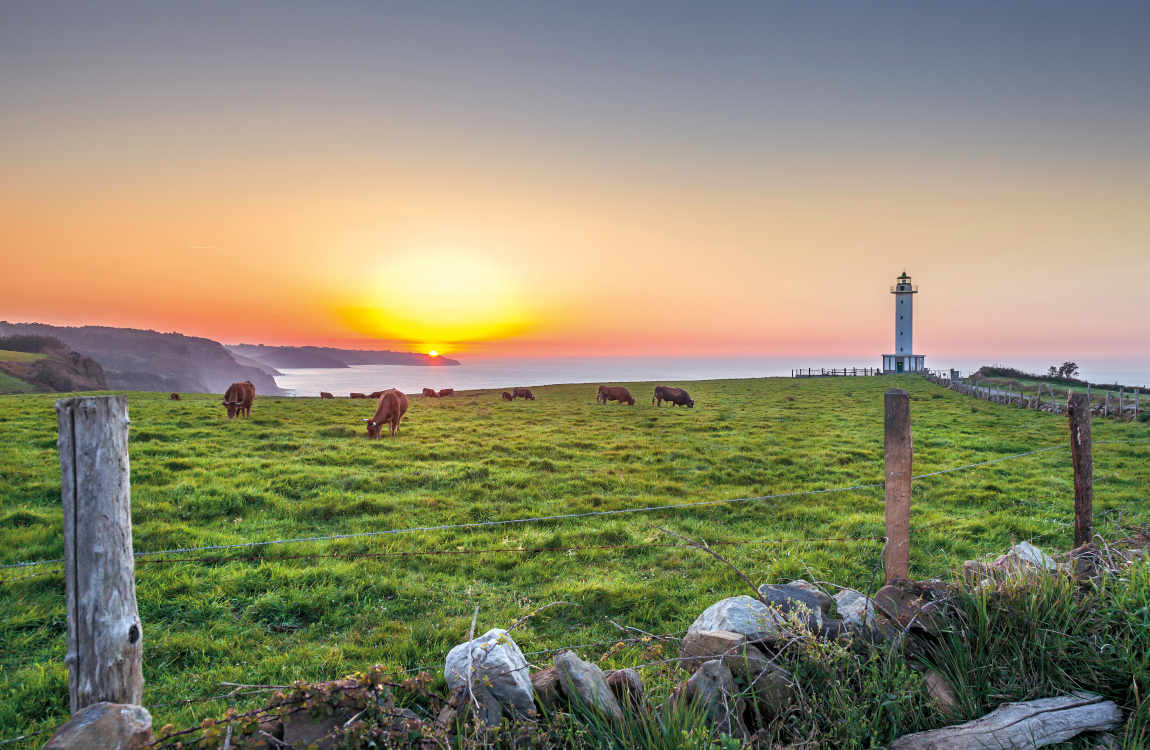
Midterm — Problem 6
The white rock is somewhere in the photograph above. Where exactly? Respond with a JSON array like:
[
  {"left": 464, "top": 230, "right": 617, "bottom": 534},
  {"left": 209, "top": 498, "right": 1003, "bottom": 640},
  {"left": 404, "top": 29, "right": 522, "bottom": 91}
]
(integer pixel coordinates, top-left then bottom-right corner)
[
  {"left": 1011, "top": 541, "right": 1058, "bottom": 570},
  {"left": 688, "top": 595, "right": 787, "bottom": 641},
  {"left": 445, "top": 628, "right": 535, "bottom": 725},
  {"left": 834, "top": 588, "right": 877, "bottom": 629}
]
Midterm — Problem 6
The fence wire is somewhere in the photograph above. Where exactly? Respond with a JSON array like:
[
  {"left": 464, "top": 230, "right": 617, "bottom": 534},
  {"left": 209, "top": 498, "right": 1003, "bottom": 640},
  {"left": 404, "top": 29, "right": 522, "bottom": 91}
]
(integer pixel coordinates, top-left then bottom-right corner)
[{"left": 4, "top": 436, "right": 1115, "bottom": 573}]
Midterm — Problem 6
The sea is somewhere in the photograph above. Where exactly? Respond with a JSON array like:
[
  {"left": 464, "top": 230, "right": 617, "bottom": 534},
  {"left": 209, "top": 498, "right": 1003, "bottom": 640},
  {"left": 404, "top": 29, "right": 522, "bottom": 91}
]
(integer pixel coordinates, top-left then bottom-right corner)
[{"left": 272, "top": 355, "right": 1150, "bottom": 397}]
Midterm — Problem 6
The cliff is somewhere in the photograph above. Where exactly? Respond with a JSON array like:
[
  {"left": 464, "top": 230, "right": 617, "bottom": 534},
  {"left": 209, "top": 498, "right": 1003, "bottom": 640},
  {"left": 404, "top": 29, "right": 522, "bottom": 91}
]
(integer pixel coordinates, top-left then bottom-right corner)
[
  {"left": 0, "top": 322, "right": 286, "bottom": 395},
  {"left": 0, "top": 335, "right": 108, "bottom": 393}
]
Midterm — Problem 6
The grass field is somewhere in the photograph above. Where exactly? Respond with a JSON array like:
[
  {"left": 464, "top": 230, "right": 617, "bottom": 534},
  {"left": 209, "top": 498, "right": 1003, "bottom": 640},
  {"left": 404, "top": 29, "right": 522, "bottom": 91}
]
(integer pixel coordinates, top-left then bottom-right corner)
[{"left": 1, "top": 376, "right": 1148, "bottom": 746}]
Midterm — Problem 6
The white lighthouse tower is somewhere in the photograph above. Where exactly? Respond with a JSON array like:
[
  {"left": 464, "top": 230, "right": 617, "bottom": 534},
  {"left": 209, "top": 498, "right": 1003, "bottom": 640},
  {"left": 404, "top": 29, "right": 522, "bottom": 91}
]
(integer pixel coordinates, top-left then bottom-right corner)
[{"left": 882, "top": 271, "right": 925, "bottom": 374}]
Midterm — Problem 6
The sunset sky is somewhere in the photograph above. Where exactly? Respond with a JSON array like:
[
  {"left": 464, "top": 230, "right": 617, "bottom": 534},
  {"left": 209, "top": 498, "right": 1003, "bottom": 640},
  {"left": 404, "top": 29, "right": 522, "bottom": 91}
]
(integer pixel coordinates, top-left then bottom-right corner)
[{"left": 3, "top": 1, "right": 1148, "bottom": 362}]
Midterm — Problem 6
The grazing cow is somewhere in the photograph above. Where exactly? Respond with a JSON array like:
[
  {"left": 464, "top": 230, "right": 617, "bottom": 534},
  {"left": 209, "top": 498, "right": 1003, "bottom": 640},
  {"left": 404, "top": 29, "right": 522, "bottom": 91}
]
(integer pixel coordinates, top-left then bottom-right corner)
[
  {"left": 512, "top": 387, "right": 535, "bottom": 400},
  {"left": 422, "top": 387, "right": 438, "bottom": 398},
  {"left": 365, "top": 388, "right": 409, "bottom": 438},
  {"left": 169, "top": 392, "right": 180, "bottom": 401},
  {"left": 319, "top": 392, "right": 334, "bottom": 399},
  {"left": 653, "top": 385, "right": 694, "bottom": 408},
  {"left": 438, "top": 388, "right": 454, "bottom": 397},
  {"left": 222, "top": 380, "right": 255, "bottom": 418},
  {"left": 368, "top": 390, "right": 384, "bottom": 399},
  {"left": 349, "top": 392, "right": 367, "bottom": 399},
  {"left": 597, "top": 385, "right": 635, "bottom": 405},
  {"left": 502, "top": 391, "right": 514, "bottom": 401}
]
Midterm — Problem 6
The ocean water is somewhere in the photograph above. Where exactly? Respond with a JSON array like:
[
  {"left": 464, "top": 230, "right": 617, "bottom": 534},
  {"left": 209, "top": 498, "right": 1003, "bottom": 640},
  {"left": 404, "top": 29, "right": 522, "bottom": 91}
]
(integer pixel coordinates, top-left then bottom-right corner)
[{"left": 272, "top": 355, "right": 1150, "bottom": 397}]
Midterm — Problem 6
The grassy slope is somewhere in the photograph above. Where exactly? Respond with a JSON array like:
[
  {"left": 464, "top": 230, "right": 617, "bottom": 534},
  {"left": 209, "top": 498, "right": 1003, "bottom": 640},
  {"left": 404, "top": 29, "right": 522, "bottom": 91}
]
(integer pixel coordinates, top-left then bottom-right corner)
[
  {"left": 0, "top": 370, "right": 36, "bottom": 394},
  {"left": 1, "top": 376, "right": 1148, "bottom": 745},
  {"left": 0, "top": 350, "right": 47, "bottom": 363}
]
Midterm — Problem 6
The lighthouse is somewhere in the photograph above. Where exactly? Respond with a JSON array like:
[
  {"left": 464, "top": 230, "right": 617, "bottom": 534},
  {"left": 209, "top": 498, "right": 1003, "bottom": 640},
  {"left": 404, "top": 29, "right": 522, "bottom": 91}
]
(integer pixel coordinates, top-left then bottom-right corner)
[{"left": 882, "top": 271, "right": 925, "bottom": 374}]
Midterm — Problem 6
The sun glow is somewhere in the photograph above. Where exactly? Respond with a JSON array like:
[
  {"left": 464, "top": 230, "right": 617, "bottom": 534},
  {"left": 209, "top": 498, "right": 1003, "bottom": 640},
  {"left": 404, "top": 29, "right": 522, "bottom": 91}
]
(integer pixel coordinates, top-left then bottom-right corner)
[{"left": 339, "top": 253, "right": 531, "bottom": 349}]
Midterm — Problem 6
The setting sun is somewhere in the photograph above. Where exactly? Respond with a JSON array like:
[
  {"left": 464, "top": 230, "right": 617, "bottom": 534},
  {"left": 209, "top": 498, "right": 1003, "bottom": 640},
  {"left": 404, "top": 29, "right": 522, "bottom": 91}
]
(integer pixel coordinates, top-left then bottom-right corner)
[
  {"left": 338, "top": 253, "right": 532, "bottom": 351},
  {"left": 428, "top": 350, "right": 438, "bottom": 357}
]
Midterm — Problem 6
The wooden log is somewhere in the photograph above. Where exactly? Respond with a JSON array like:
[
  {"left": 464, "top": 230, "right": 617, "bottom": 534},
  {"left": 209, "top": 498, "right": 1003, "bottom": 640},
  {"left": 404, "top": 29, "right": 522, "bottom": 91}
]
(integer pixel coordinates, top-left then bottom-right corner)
[
  {"left": 56, "top": 396, "right": 143, "bottom": 712},
  {"left": 1067, "top": 392, "right": 1094, "bottom": 548},
  {"left": 884, "top": 389, "right": 912, "bottom": 583},
  {"left": 890, "top": 691, "right": 1121, "bottom": 749}
]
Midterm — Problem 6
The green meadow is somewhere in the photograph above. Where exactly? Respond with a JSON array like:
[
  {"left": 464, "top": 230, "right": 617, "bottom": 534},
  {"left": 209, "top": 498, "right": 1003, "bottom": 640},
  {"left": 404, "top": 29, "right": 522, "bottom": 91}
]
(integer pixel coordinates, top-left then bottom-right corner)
[{"left": 1, "top": 376, "right": 1148, "bottom": 745}]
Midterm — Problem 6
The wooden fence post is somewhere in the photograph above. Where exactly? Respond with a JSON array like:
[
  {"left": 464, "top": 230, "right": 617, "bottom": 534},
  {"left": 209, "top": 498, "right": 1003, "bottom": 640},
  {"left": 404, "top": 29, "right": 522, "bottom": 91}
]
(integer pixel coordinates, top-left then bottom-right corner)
[
  {"left": 884, "top": 389, "right": 912, "bottom": 582},
  {"left": 1067, "top": 392, "right": 1093, "bottom": 548},
  {"left": 56, "top": 395, "right": 143, "bottom": 712}
]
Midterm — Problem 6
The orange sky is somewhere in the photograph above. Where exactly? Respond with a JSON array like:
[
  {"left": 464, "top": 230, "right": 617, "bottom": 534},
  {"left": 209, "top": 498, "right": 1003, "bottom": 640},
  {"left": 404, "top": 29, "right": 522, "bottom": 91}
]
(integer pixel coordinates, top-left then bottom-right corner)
[{"left": 3, "top": 2, "right": 1149, "bottom": 362}]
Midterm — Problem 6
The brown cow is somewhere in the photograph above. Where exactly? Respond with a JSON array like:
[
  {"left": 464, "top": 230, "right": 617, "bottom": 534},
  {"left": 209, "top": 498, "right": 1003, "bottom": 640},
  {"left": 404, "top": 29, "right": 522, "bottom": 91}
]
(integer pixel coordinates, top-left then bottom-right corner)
[
  {"left": 597, "top": 385, "right": 634, "bottom": 405},
  {"left": 349, "top": 392, "right": 367, "bottom": 399},
  {"left": 319, "top": 392, "right": 334, "bottom": 399},
  {"left": 223, "top": 380, "right": 255, "bottom": 418},
  {"left": 169, "top": 392, "right": 180, "bottom": 401},
  {"left": 365, "top": 388, "right": 408, "bottom": 439},
  {"left": 501, "top": 391, "right": 514, "bottom": 401},
  {"left": 422, "top": 387, "right": 438, "bottom": 398},
  {"left": 512, "top": 387, "right": 535, "bottom": 400},
  {"left": 653, "top": 385, "right": 694, "bottom": 408},
  {"left": 438, "top": 388, "right": 454, "bottom": 397}
]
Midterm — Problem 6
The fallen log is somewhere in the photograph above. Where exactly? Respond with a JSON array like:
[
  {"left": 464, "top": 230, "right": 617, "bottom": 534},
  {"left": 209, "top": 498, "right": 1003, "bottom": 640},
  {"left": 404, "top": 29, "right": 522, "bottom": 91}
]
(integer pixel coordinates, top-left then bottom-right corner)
[{"left": 891, "top": 692, "right": 1121, "bottom": 749}]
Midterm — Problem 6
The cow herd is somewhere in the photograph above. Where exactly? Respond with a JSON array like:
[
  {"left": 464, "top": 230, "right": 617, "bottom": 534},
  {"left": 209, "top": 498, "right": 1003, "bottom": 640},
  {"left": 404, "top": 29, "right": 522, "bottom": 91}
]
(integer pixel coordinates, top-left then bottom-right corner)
[{"left": 215, "top": 380, "right": 693, "bottom": 440}]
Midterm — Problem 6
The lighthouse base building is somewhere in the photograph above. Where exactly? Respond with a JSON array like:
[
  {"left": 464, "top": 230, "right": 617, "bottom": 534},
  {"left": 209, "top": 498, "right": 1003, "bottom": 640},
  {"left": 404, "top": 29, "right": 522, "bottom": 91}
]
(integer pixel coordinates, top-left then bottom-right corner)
[
  {"left": 882, "top": 353, "right": 925, "bottom": 374},
  {"left": 882, "top": 271, "right": 925, "bottom": 374}
]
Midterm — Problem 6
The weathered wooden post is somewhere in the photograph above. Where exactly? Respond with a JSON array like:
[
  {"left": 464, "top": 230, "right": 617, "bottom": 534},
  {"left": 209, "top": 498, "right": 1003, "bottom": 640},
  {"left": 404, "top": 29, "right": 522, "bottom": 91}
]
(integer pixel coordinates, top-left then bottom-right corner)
[
  {"left": 56, "top": 396, "right": 143, "bottom": 712},
  {"left": 1067, "top": 392, "right": 1093, "bottom": 548},
  {"left": 884, "top": 389, "right": 912, "bottom": 582}
]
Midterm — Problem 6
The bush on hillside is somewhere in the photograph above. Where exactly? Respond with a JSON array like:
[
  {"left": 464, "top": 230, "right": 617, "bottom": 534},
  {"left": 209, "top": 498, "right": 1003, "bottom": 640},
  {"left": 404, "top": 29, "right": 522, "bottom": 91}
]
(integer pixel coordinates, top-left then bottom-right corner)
[{"left": 0, "top": 334, "right": 66, "bottom": 354}]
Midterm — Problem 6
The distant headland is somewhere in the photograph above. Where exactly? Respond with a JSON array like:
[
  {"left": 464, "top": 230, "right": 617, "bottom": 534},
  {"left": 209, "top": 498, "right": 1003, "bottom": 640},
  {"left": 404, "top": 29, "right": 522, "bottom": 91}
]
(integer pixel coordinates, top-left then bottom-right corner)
[
  {"left": 227, "top": 344, "right": 460, "bottom": 369},
  {"left": 0, "top": 321, "right": 458, "bottom": 396}
]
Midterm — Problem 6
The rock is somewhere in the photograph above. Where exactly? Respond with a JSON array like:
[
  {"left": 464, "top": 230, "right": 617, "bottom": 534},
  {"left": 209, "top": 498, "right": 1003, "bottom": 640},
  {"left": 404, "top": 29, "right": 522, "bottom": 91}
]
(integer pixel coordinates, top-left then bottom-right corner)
[
  {"left": 553, "top": 650, "right": 624, "bottom": 723},
  {"left": 781, "top": 579, "right": 836, "bottom": 614},
  {"left": 678, "top": 629, "right": 794, "bottom": 724},
  {"left": 1010, "top": 541, "right": 1057, "bottom": 570},
  {"left": 688, "top": 595, "right": 791, "bottom": 643},
  {"left": 680, "top": 629, "right": 762, "bottom": 672},
  {"left": 281, "top": 706, "right": 356, "bottom": 749},
  {"left": 531, "top": 666, "right": 563, "bottom": 710},
  {"left": 872, "top": 580, "right": 951, "bottom": 639},
  {"left": 989, "top": 541, "right": 1060, "bottom": 576},
  {"left": 606, "top": 669, "right": 644, "bottom": 711},
  {"left": 757, "top": 584, "right": 842, "bottom": 635},
  {"left": 435, "top": 685, "right": 469, "bottom": 729},
  {"left": 746, "top": 662, "right": 796, "bottom": 723},
  {"left": 673, "top": 659, "right": 747, "bottom": 739},
  {"left": 445, "top": 628, "right": 535, "bottom": 726},
  {"left": 43, "top": 702, "right": 153, "bottom": 750},
  {"left": 834, "top": 588, "right": 877, "bottom": 630},
  {"left": 924, "top": 670, "right": 961, "bottom": 718}
]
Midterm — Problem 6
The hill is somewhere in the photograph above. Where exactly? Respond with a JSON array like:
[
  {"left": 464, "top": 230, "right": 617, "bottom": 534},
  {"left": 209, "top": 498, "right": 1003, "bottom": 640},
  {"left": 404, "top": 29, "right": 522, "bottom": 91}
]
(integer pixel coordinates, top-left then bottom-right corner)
[
  {"left": 0, "top": 376, "right": 1147, "bottom": 743},
  {"left": 228, "top": 343, "right": 461, "bottom": 369},
  {"left": 0, "top": 335, "right": 106, "bottom": 393},
  {"left": 0, "top": 322, "right": 285, "bottom": 395}
]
